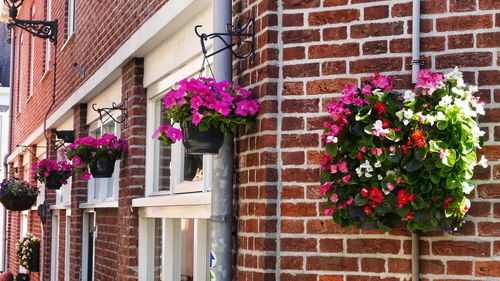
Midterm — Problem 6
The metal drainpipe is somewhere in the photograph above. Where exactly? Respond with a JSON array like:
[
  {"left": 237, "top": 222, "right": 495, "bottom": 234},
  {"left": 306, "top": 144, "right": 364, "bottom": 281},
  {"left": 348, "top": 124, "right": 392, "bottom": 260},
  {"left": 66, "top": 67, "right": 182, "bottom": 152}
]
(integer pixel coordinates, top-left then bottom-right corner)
[
  {"left": 210, "top": 0, "right": 233, "bottom": 280},
  {"left": 2, "top": 26, "right": 15, "bottom": 273},
  {"left": 411, "top": 1, "right": 421, "bottom": 281}
]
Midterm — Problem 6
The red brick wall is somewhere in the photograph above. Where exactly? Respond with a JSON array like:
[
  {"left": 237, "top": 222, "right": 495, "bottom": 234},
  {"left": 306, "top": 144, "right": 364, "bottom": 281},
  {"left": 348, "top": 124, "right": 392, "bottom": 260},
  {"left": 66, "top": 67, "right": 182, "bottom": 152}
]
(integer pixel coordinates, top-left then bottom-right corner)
[
  {"left": 10, "top": 0, "right": 169, "bottom": 151},
  {"left": 235, "top": 0, "right": 499, "bottom": 280}
]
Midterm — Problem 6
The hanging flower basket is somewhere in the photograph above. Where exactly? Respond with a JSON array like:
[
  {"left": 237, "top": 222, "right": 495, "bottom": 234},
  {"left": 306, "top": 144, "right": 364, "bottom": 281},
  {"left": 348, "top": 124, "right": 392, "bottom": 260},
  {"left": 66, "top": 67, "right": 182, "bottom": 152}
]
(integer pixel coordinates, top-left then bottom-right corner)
[
  {"left": 17, "top": 234, "right": 40, "bottom": 272},
  {"left": 33, "top": 158, "right": 73, "bottom": 190},
  {"left": 320, "top": 68, "right": 487, "bottom": 233},
  {"left": 89, "top": 158, "right": 116, "bottom": 178},
  {"left": 0, "top": 178, "right": 39, "bottom": 211},
  {"left": 65, "top": 134, "right": 128, "bottom": 180},
  {"left": 153, "top": 77, "right": 259, "bottom": 154},
  {"left": 181, "top": 122, "right": 224, "bottom": 154}
]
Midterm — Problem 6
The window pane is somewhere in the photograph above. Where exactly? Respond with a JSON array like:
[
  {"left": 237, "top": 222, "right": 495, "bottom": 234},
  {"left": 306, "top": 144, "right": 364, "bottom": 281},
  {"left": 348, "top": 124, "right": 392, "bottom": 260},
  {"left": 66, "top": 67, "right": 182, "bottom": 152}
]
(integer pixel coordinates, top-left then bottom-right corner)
[
  {"left": 153, "top": 219, "right": 163, "bottom": 281},
  {"left": 156, "top": 100, "right": 171, "bottom": 192},
  {"left": 183, "top": 154, "right": 203, "bottom": 182},
  {"left": 180, "top": 219, "right": 194, "bottom": 281}
]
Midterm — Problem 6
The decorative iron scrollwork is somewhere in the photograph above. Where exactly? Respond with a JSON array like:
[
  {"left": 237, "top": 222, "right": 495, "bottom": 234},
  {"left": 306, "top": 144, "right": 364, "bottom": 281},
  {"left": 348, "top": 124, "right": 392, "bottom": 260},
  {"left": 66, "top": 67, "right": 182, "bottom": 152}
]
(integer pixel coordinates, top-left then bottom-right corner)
[
  {"left": 8, "top": 19, "right": 58, "bottom": 43},
  {"left": 92, "top": 99, "right": 128, "bottom": 124},
  {"left": 195, "top": 10, "right": 255, "bottom": 60}
]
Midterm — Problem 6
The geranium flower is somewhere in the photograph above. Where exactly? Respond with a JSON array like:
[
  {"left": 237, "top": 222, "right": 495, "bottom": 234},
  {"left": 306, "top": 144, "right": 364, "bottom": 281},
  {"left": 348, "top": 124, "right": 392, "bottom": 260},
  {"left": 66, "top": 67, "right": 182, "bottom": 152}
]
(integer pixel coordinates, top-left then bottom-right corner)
[
  {"left": 319, "top": 182, "right": 333, "bottom": 196},
  {"left": 341, "top": 174, "right": 351, "bottom": 184},
  {"left": 373, "top": 102, "right": 386, "bottom": 114},
  {"left": 411, "top": 130, "right": 427, "bottom": 147},
  {"left": 415, "top": 69, "right": 444, "bottom": 95}
]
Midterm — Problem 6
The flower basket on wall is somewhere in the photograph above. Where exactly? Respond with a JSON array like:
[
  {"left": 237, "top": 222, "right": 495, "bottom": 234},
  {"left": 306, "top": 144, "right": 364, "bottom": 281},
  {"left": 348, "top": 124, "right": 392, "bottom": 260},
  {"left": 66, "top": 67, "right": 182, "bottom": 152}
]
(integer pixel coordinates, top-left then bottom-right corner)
[
  {"left": 153, "top": 77, "right": 259, "bottom": 154},
  {"left": 17, "top": 234, "right": 40, "bottom": 272},
  {"left": 180, "top": 122, "right": 224, "bottom": 154},
  {"left": 65, "top": 134, "right": 128, "bottom": 179},
  {"left": 33, "top": 158, "right": 73, "bottom": 190},
  {"left": 0, "top": 178, "right": 39, "bottom": 211},
  {"left": 320, "top": 69, "right": 486, "bottom": 233},
  {"left": 89, "top": 158, "right": 116, "bottom": 178}
]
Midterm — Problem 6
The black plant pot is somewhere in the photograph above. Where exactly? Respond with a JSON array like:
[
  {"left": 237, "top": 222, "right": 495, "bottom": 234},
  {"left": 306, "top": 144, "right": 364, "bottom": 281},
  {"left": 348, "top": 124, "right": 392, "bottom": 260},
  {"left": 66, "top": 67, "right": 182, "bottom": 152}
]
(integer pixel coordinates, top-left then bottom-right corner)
[
  {"left": 16, "top": 273, "right": 30, "bottom": 281},
  {"left": 29, "top": 241, "right": 40, "bottom": 272},
  {"left": 90, "top": 158, "right": 116, "bottom": 178},
  {"left": 45, "top": 172, "right": 63, "bottom": 190},
  {"left": 181, "top": 123, "right": 224, "bottom": 155},
  {"left": 0, "top": 196, "right": 37, "bottom": 211}
]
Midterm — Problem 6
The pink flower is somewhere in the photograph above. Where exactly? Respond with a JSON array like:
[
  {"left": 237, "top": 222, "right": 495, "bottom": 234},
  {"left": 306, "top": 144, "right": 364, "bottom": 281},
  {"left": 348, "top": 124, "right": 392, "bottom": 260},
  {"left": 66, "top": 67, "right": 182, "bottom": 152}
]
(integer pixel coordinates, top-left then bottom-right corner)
[
  {"left": 82, "top": 170, "right": 92, "bottom": 181},
  {"left": 371, "top": 72, "right": 393, "bottom": 91},
  {"left": 439, "top": 149, "right": 448, "bottom": 160},
  {"left": 346, "top": 197, "right": 354, "bottom": 205},
  {"left": 340, "top": 84, "right": 358, "bottom": 105},
  {"left": 324, "top": 208, "right": 334, "bottom": 215},
  {"left": 397, "top": 177, "right": 403, "bottom": 184},
  {"left": 320, "top": 182, "right": 333, "bottom": 196},
  {"left": 337, "top": 161, "right": 348, "bottom": 173},
  {"left": 386, "top": 182, "right": 395, "bottom": 191},
  {"left": 362, "top": 85, "right": 373, "bottom": 95},
  {"left": 330, "top": 193, "right": 339, "bottom": 202},
  {"left": 341, "top": 174, "right": 351, "bottom": 184},
  {"left": 330, "top": 164, "right": 338, "bottom": 174},
  {"left": 371, "top": 120, "right": 390, "bottom": 136},
  {"left": 191, "top": 110, "right": 202, "bottom": 125},
  {"left": 415, "top": 69, "right": 443, "bottom": 95},
  {"left": 166, "top": 127, "right": 183, "bottom": 141}
]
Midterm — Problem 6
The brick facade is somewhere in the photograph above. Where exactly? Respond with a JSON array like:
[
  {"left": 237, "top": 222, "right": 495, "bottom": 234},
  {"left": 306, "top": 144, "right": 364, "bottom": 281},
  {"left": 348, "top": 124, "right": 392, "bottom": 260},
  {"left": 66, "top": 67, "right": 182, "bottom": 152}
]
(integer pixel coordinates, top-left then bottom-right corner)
[{"left": 3, "top": 0, "right": 499, "bottom": 281}]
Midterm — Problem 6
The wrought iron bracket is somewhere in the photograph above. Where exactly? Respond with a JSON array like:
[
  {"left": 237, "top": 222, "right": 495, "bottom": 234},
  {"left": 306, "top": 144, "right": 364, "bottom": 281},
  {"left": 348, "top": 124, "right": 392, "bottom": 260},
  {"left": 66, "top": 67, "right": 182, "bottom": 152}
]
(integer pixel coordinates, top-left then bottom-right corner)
[
  {"left": 17, "top": 145, "right": 44, "bottom": 160},
  {"left": 195, "top": 11, "right": 255, "bottom": 60},
  {"left": 8, "top": 19, "right": 58, "bottom": 43},
  {"left": 92, "top": 99, "right": 128, "bottom": 124}
]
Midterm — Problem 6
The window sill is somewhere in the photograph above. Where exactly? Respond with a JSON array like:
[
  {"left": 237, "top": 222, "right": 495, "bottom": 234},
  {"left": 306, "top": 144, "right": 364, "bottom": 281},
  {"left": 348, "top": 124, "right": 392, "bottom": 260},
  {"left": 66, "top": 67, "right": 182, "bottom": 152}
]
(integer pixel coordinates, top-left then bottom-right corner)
[
  {"left": 60, "top": 33, "right": 75, "bottom": 51},
  {"left": 132, "top": 192, "right": 211, "bottom": 208},
  {"left": 50, "top": 204, "right": 70, "bottom": 210},
  {"left": 80, "top": 200, "right": 118, "bottom": 209}
]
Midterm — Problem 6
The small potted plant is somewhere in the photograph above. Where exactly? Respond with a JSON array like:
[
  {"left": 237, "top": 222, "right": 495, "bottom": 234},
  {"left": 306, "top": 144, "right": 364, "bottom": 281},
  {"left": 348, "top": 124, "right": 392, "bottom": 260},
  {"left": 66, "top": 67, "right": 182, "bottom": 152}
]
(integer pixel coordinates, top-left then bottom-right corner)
[
  {"left": 17, "top": 234, "right": 40, "bottom": 272},
  {"left": 320, "top": 68, "right": 486, "bottom": 232},
  {"left": 32, "top": 158, "right": 73, "bottom": 190},
  {"left": 0, "top": 178, "right": 39, "bottom": 211},
  {"left": 153, "top": 77, "right": 259, "bottom": 154},
  {"left": 65, "top": 134, "right": 128, "bottom": 179}
]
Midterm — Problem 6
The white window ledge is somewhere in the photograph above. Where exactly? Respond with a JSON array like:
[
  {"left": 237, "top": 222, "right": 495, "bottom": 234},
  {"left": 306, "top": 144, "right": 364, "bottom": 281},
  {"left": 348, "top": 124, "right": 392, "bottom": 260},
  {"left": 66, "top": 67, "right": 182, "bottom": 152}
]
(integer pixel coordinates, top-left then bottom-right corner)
[
  {"left": 79, "top": 201, "right": 118, "bottom": 209},
  {"left": 50, "top": 204, "right": 70, "bottom": 210},
  {"left": 133, "top": 192, "right": 211, "bottom": 208}
]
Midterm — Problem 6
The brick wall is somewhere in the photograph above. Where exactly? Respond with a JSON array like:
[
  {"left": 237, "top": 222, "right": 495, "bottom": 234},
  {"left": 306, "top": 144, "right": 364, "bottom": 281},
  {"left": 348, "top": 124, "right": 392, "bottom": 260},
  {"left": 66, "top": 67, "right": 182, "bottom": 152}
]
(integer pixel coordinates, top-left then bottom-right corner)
[
  {"left": 10, "top": 0, "right": 169, "bottom": 151},
  {"left": 235, "top": 0, "right": 499, "bottom": 280}
]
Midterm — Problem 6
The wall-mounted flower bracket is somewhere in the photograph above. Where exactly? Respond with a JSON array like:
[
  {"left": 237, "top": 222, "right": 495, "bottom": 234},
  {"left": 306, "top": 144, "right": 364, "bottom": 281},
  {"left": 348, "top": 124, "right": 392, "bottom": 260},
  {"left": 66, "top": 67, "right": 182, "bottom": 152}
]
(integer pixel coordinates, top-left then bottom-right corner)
[
  {"left": 91, "top": 99, "right": 128, "bottom": 124},
  {"left": 194, "top": 10, "right": 255, "bottom": 60},
  {"left": 16, "top": 145, "right": 43, "bottom": 160}
]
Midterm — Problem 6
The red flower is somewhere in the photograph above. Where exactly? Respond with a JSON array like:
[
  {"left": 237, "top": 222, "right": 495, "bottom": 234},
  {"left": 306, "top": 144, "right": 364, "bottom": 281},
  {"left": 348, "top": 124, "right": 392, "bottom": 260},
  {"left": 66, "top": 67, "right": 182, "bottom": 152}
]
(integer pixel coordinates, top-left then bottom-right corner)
[
  {"left": 444, "top": 197, "right": 453, "bottom": 208},
  {"left": 397, "top": 189, "right": 415, "bottom": 208},
  {"left": 382, "top": 120, "right": 390, "bottom": 128},
  {"left": 411, "top": 130, "right": 427, "bottom": 147},
  {"left": 373, "top": 102, "right": 386, "bottom": 114},
  {"left": 357, "top": 152, "right": 363, "bottom": 160},
  {"left": 364, "top": 206, "right": 373, "bottom": 215},
  {"left": 361, "top": 188, "right": 369, "bottom": 198},
  {"left": 401, "top": 145, "right": 409, "bottom": 154},
  {"left": 369, "top": 186, "right": 384, "bottom": 203},
  {"left": 406, "top": 212, "right": 414, "bottom": 219}
]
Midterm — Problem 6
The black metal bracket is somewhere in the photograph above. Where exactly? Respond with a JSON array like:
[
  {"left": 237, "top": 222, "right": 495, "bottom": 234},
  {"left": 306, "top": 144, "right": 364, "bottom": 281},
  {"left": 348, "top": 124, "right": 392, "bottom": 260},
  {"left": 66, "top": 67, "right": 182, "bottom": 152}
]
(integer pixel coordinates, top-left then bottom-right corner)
[
  {"left": 195, "top": 10, "right": 255, "bottom": 60},
  {"left": 92, "top": 99, "right": 128, "bottom": 124},
  {"left": 17, "top": 145, "right": 44, "bottom": 160},
  {"left": 7, "top": 19, "right": 58, "bottom": 43},
  {"left": 411, "top": 60, "right": 425, "bottom": 66}
]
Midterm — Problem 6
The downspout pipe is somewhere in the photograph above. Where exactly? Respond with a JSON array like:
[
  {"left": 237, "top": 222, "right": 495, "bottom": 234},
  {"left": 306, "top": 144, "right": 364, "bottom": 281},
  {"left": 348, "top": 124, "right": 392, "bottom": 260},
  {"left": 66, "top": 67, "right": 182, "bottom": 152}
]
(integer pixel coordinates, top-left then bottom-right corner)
[
  {"left": 210, "top": 0, "right": 233, "bottom": 280},
  {"left": 2, "top": 26, "right": 15, "bottom": 273},
  {"left": 411, "top": 1, "right": 421, "bottom": 281}
]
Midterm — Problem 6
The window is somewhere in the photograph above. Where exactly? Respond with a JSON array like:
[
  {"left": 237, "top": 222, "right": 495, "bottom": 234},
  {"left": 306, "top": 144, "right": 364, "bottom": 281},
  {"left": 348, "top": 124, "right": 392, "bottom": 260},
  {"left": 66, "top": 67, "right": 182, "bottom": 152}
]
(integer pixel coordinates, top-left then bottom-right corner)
[
  {"left": 147, "top": 93, "right": 212, "bottom": 196},
  {"left": 66, "top": 0, "right": 75, "bottom": 39},
  {"left": 82, "top": 211, "right": 95, "bottom": 281},
  {"left": 87, "top": 120, "right": 120, "bottom": 203},
  {"left": 44, "top": 0, "right": 51, "bottom": 72},
  {"left": 50, "top": 214, "right": 60, "bottom": 281},
  {"left": 56, "top": 152, "right": 71, "bottom": 206},
  {"left": 139, "top": 218, "right": 209, "bottom": 281},
  {"left": 64, "top": 215, "right": 70, "bottom": 281},
  {"left": 19, "top": 212, "right": 28, "bottom": 274}
]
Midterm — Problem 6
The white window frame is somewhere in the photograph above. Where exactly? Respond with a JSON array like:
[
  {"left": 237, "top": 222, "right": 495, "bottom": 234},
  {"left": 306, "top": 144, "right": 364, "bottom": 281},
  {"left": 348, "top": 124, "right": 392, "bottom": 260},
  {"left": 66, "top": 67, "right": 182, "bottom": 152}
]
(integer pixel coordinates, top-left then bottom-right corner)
[
  {"left": 64, "top": 214, "right": 71, "bottom": 281},
  {"left": 50, "top": 213, "right": 60, "bottom": 281},
  {"left": 138, "top": 214, "right": 209, "bottom": 281},
  {"left": 44, "top": 0, "right": 51, "bottom": 73},
  {"left": 54, "top": 152, "right": 71, "bottom": 207},
  {"left": 81, "top": 210, "right": 95, "bottom": 281},
  {"left": 19, "top": 211, "right": 29, "bottom": 274},
  {"left": 67, "top": 0, "right": 75, "bottom": 39},
  {"left": 86, "top": 119, "right": 120, "bottom": 204},
  {"left": 145, "top": 73, "right": 213, "bottom": 197}
]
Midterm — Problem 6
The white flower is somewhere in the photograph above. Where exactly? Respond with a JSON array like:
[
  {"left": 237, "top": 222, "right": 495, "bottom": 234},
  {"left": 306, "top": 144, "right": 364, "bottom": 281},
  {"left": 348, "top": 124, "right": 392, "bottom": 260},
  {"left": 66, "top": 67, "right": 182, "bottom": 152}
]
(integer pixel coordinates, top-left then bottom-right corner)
[
  {"left": 434, "top": 111, "right": 446, "bottom": 121},
  {"left": 373, "top": 89, "right": 383, "bottom": 98},
  {"left": 474, "top": 102, "right": 485, "bottom": 116},
  {"left": 403, "top": 109, "right": 414, "bottom": 120},
  {"left": 478, "top": 155, "right": 488, "bottom": 168},
  {"left": 471, "top": 127, "right": 485, "bottom": 138},
  {"left": 326, "top": 136, "right": 338, "bottom": 143},
  {"left": 377, "top": 174, "right": 383, "bottom": 180},
  {"left": 439, "top": 95, "right": 453, "bottom": 107},
  {"left": 365, "top": 172, "right": 372, "bottom": 178},
  {"left": 403, "top": 90, "right": 415, "bottom": 102},
  {"left": 374, "top": 161, "right": 382, "bottom": 168},
  {"left": 426, "top": 115, "right": 436, "bottom": 125},
  {"left": 452, "top": 87, "right": 465, "bottom": 96}
]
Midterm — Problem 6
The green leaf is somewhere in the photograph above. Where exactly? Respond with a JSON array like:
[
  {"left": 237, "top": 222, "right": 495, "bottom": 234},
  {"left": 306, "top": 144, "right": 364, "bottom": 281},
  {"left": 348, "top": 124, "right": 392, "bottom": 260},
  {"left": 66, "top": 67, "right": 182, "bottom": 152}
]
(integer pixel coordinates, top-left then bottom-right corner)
[
  {"left": 354, "top": 193, "right": 368, "bottom": 206},
  {"left": 436, "top": 120, "right": 448, "bottom": 130},
  {"left": 411, "top": 195, "right": 426, "bottom": 210},
  {"left": 388, "top": 149, "right": 402, "bottom": 163},
  {"left": 442, "top": 149, "right": 456, "bottom": 167},
  {"left": 430, "top": 172, "right": 441, "bottom": 184},
  {"left": 320, "top": 171, "right": 331, "bottom": 185},
  {"left": 355, "top": 107, "right": 372, "bottom": 121},
  {"left": 326, "top": 143, "right": 338, "bottom": 157},
  {"left": 446, "top": 173, "right": 461, "bottom": 189},
  {"left": 414, "top": 209, "right": 431, "bottom": 223},
  {"left": 415, "top": 147, "right": 428, "bottom": 161},
  {"left": 404, "top": 158, "right": 423, "bottom": 172},
  {"left": 429, "top": 140, "right": 447, "bottom": 153}
]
